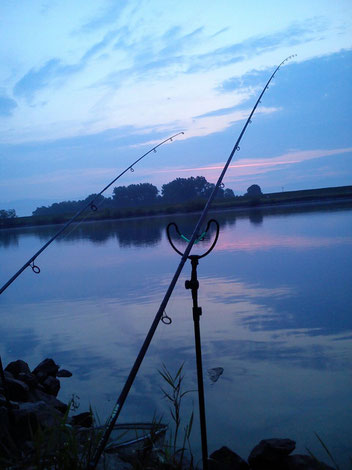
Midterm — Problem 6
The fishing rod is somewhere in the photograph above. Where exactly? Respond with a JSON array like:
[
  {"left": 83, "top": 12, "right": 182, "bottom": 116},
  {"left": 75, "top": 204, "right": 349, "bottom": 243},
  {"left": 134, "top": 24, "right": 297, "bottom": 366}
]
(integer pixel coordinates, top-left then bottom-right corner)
[
  {"left": 90, "top": 55, "right": 296, "bottom": 469},
  {"left": 0, "top": 132, "right": 184, "bottom": 296}
]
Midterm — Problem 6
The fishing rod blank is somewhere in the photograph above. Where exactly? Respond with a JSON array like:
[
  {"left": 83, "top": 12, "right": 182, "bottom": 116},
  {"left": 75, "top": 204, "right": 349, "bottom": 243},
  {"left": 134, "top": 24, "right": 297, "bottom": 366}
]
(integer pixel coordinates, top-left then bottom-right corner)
[
  {"left": 89, "top": 55, "right": 296, "bottom": 469},
  {"left": 0, "top": 131, "right": 184, "bottom": 296}
]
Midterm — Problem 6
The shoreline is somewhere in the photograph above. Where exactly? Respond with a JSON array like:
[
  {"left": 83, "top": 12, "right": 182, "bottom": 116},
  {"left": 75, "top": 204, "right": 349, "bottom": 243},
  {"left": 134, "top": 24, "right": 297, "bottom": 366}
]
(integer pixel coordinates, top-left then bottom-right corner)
[{"left": 1, "top": 192, "right": 352, "bottom": 232}]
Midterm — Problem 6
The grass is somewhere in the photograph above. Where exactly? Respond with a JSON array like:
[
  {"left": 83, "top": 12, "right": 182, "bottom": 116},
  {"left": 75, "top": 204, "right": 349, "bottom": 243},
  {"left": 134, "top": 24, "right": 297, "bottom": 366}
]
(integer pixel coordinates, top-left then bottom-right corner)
[
  {"left": 157, "top": 363, "right": 196, "bottom": 470},
  {"left": 0, "top": 364, "right": 196, "bottom": 470},
  {"left": 0, "top": 401, "right": 103, "bottom": 470}
]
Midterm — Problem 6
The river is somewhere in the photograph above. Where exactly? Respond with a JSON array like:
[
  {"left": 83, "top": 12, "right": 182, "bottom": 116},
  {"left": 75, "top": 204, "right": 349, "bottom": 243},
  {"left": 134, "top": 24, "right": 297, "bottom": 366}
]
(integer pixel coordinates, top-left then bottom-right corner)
[{"left": 1, "top": 206, "right": 351, "bottom": 467}]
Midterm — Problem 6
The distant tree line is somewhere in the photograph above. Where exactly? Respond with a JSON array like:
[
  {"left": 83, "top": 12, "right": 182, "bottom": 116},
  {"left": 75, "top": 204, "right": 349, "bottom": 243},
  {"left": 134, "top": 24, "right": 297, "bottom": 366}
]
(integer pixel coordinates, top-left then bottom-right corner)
[
  {"left": 0, "top": 209, "right": 17, "bottom": 219},
  {"left": 32, "top": 176, "right": 238, "bottom": 216}
]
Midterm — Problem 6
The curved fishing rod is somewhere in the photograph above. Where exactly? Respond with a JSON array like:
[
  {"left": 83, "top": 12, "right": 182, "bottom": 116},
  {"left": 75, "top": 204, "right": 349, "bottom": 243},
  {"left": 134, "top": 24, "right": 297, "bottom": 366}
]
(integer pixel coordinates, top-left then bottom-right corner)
[
  {"left": 89, "top": 55, "right": 296, "bottom": 469},
  {"left": 0, "top": 131, "right": 184, "bottom": 296}
]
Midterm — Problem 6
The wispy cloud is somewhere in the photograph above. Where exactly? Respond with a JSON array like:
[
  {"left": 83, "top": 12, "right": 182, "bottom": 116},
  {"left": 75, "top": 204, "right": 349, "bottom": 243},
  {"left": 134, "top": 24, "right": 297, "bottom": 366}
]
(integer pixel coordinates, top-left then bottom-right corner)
[
  {"left": 79, "top": 1, "right": 128, "bottom": 32},
  {"left": 14, "top": 59, "right": 82, "bottom": 101},
  {"left": 185, "top": 17, "right": 326, "bottom": 74},
  {"left": 0, "top": 94, "right": 17, "bottom": 117},
  {"left": 153, "top": 147, "right": 352, "bottom": 178},
  {"left": 129, "top": 106, "right": 279, "bottom": 147},
  {"left": 13, "top": 28, "right": 124, "bottom": 102}
]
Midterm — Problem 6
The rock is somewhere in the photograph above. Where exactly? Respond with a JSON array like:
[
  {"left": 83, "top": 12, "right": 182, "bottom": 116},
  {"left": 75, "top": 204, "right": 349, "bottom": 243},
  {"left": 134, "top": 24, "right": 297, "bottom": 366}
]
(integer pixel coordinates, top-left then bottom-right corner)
[
  {"left": 248, "top": 438, "right": 296, "bottom": 470},
  {"left": 209, "top": 446, "right": 249, "bottom": 469},
  {"left": 286, "top": 454, "right": 335, "bottom": 470},
  {"left": 4, "top": 370, "right": 14, "bottom": 380},
  {"left": 5, "top": 359, "right": 30, "bottom": 377},
  {"left": 18, "top": 372, "right": 38, "bottom": 389},
  {"left": 0, "top": 393, "right": 19, "bottom": 409},
  {"left": 32, "top": 358, "right": 59, "bottom": 379},
  {"left": 42, "top": 376, "right": 60, "bottom": 396},
  {"left": 71, "top": 411, "right": 93, "bottom": 428},
  {"left": 17, "top": 401, "right": 62, "bottom": 430},
  {"left": 27, "top": 388, "right": 67, "bottom": 414},
  {"left": 0, "top": 406, "right": 9, "bottom": 437},
  {"left": 12, "top": 406, "right": 39, "bottom": 441},
  {"left": 5, "top": 377, "right": 29, "bottom": 402},
  {"left": 57, "top": 369, "right": 72, "bottom": 378}
]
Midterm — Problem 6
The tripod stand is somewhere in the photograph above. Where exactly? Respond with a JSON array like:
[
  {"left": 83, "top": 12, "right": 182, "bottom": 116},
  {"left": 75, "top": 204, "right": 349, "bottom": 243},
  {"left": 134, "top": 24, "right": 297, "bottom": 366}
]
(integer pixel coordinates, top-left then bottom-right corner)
[{"left": 167, "top": 219, "right": 220, "bottom": 470}]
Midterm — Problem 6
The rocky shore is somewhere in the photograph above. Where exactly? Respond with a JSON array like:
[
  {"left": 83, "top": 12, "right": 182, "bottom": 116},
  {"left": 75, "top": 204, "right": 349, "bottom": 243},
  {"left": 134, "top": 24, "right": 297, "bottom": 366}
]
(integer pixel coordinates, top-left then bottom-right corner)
[{"left": 0, "top": 358, "right": 337, "bottom": 469}]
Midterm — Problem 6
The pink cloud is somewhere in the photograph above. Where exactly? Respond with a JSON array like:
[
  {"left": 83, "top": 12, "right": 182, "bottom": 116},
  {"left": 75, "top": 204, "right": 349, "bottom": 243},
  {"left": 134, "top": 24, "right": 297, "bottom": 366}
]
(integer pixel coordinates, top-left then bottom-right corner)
[{"left": 152, "top": 146, "right": 352, "bottom": 182}]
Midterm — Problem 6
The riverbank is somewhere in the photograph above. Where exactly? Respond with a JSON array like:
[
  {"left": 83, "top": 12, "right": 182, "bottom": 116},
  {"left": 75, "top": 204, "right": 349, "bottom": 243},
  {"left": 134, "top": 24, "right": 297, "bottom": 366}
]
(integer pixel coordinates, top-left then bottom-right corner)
[
  {"left": 1, "top": 357, "right": 337, "bottom": 470},
  {"left": 1, "top": 185, "right": 352, "bottom": 230}
]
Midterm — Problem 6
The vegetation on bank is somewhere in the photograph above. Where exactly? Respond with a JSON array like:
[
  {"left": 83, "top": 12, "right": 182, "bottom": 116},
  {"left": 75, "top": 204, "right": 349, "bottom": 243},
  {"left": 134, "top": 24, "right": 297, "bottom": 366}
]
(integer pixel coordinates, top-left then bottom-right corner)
[{"left": 1, "top": 179, "right": 352, "bottom": 230}]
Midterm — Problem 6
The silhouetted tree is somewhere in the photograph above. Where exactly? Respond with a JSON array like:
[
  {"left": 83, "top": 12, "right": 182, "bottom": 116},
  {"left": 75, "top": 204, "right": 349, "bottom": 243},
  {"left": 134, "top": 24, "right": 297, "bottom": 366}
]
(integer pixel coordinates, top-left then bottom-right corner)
[
  {"left": 32, "top": 194, "right": 110, "bottom": 216},
  {"left": 161, "top": 176, "right": 225, "bottom": 203},
  {"left": 246, "top": 184, "right": 263, "bottom": 197},
  {"left": 0, "top": 209, "right": 17, "bottom": 219},
  {"left": 224, "top": 188, "right": 235, "bottom": 198},
  {"left": 112, "top": 183, "right": 158, "bottom": 207}
]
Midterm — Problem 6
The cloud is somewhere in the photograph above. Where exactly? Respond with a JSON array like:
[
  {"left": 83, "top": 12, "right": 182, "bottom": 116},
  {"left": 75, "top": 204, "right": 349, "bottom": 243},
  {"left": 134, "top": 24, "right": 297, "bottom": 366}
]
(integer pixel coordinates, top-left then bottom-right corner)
[
  {"left": 100, "top": 17, "right": 325, "bottom": 91},
  {"left": 13, "top": 59, "right": 82, "bottom": 101},
  {"left": 80, "top": 1, "right": 128, "bottom": 32},
  {"left": 129, "top": 106, "right": 279, "bottom": 147},
  {"left": 153, "top": 147, "right": 352, "bottom": 179},
  {"left": 219, "top": 70, "right": 272, "bottom": 93},
  {"left": 185, "top": 17, "right": 326, "bottom": 74},
  {"left": 13, "top": 28, "right": 123, "bottom": 102},
  {"left": 0, "top": 95, "right": 17, "bottom": 116},
  {"left": 82, "top": 28, "right": 126, "bottom": 62}
]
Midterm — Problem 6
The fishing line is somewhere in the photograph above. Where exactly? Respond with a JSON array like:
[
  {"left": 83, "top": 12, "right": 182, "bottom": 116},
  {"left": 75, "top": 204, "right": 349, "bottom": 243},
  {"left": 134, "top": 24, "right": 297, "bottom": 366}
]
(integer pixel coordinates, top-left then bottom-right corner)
[
  {"left": 89, "top": 55, "right": 296, "bottom": 469},
  {"left": 0, "top": 132, "right": 184, "bottom": 296}
]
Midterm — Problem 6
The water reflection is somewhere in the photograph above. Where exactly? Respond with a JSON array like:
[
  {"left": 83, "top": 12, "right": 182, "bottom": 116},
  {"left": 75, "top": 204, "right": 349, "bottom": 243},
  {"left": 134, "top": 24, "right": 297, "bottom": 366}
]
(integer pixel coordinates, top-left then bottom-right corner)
[
  {"left": 1, "top": 207, "right": 352, "bottom": 468},
  {"left": 248, "top": 209, "right": 264, "bottom": 225},
  {"left": 0, "top": 210, "right": 238, "bottom": 249},
  {"left": 0, "top": 229, "right": 19, "bottom": 248}
]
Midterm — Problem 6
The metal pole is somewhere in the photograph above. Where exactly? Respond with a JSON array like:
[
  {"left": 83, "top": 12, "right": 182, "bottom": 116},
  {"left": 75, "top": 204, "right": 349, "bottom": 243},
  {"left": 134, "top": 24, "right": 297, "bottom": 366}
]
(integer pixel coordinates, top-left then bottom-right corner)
[{"left": 186, "top": 256, "right": 208, "bottom": 470}]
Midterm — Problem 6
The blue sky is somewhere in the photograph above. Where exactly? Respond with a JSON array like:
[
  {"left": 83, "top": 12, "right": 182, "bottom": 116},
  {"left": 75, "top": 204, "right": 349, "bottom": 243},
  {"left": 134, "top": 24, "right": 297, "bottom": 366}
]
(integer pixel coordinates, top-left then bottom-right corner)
[{"left": 0, "top": 0, "right": 351, "bottom": 215}]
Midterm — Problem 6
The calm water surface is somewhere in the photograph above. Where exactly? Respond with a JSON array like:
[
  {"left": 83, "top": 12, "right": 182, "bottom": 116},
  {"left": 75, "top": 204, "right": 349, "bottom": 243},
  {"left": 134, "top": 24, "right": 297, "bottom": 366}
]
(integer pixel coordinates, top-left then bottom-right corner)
[{"left": 1, "top": 207, "right": 351, "bottom": 467}]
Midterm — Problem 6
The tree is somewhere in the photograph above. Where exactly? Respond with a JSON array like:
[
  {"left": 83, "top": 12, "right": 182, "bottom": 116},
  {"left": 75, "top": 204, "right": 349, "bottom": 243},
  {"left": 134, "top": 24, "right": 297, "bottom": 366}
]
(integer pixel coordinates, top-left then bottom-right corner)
[
  {"left": 112, "top": 183, "right": 158, "bottom": 207},
  {"left": 0, "top": 209, "right": 17, "bottom": 219},
  {"left": 161, "top": 176, "right": 224, "bottom": 203},
  {"left": 224, "top": 188, "right": 235, "bottom": 199},
  {"left": 246, "top": 184, "right": 263, "bottom": 197}
]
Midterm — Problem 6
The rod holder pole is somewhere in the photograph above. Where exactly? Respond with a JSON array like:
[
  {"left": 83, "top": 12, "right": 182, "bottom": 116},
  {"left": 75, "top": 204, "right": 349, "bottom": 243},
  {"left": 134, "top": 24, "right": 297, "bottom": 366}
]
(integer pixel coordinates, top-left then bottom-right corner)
[{"left": 186, "top": 255, "right": 208, "bottom": 470}]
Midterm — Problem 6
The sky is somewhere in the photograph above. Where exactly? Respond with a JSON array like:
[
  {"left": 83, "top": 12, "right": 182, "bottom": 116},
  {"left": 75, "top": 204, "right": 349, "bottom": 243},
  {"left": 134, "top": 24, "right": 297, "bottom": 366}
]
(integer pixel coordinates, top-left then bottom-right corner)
[{"left": 0, "top": 0, "right": 351, "bottom": 216}]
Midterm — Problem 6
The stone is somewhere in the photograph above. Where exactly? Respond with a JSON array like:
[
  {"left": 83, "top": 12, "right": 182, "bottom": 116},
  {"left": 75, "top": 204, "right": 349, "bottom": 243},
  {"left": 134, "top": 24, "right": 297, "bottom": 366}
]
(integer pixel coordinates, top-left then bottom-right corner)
[
  {"left": 0, "top": 406, "right": 9, "bottom": 437},
  {"left": 209, "top": 446, "right": 249, "bottom": 469},
  {"left": 5, "top": 376, "right": 29, "bottom": 402},
  {"left": 42, "top": 376, "right": 60, "bottom": 396},
  {"left": 0, "top": 393, "right": 19, "bottom": 409},
  {"left": 4, "top": 370, "right": 14, "bottom": 380},
  {"left": 56, "top": 369, "right": 72, "bottom": 377},
  {"left": 17, "top": 401, "right": 62, "bottom": 430},
  {"left": 71, "top": 411, "right": 93, "bottom": 428},
  {"left": 12, "top": 407, "right": 39, "bottom": 441},
  {"left": 5, "top": 359, "right": 30, "bottom": 377},
  {"left": 32, "top": 358, "right": 59, "bottom": 379},
  {"left": 248, "top": 438, "right": 296, "bottom": 470},
  {"left": 18, "top": 372, "right": 38, "bottom": 389},
  {"left": 286, "top": 454, "right": 335, "bottom": 470},
  {"left": 27, "top": 388, "right": 67, "bottom": 414}
]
